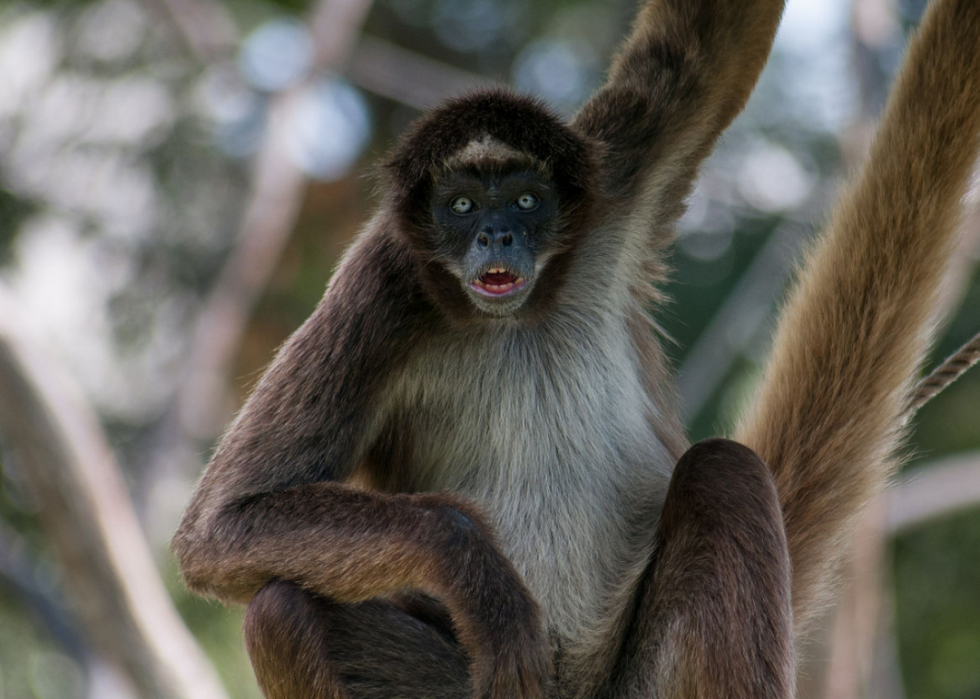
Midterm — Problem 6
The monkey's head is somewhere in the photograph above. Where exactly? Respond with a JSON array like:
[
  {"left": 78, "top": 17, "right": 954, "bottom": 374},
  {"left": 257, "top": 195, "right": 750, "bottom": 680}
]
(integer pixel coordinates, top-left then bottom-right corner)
[{"left": 386, "top": 89, "right": 597, "bottom": 320}]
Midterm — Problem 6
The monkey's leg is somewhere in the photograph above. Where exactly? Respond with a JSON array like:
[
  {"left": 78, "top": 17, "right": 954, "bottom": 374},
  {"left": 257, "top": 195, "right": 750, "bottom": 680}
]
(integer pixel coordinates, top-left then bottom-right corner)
[
  {"left": 603, "top": 439, "right": 794, "bottom": 699},
  {"left": 244, "top": 580, "right": 470, "bottom": 699}
]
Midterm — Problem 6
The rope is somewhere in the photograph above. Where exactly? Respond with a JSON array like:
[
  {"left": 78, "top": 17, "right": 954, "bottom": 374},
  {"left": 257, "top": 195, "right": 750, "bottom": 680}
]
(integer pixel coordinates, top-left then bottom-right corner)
[{"left": 906, "top": 331, "right": 980, "bottom": 418}]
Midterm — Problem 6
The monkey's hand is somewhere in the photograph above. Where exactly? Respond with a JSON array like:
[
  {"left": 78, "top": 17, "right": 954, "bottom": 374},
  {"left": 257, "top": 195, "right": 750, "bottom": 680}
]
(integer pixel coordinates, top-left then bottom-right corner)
[{"left": 417, "top": 496, "right": 552, "bottom": 699}]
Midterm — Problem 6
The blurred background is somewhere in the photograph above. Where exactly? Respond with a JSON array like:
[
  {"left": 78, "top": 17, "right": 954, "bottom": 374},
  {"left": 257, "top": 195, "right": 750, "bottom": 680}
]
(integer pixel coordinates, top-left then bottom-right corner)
[{"left": 0, "top": 0, "right": 977, "bottom": 696}]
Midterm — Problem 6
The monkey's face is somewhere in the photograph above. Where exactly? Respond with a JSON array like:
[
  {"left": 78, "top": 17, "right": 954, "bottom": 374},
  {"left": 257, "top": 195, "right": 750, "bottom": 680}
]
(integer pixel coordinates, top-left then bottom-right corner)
[{"left": 431, "top": 168, "right": 558, "bottom": 317}]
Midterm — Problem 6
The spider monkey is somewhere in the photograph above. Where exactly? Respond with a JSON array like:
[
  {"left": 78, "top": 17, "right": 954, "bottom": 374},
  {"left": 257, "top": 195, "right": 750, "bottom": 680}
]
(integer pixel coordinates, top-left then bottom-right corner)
[{"left": 172, "top": 0, "right": 980, "bottom": 697}]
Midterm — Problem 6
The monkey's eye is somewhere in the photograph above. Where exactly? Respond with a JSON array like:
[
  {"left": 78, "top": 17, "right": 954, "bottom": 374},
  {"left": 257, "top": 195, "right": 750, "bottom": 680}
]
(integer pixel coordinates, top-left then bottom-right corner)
[
  {"left": 450, "top": 196, "right": 475, "bottom": 214},
  {"left": 515, "top": 193, "right": 539, "bottom": 211}
]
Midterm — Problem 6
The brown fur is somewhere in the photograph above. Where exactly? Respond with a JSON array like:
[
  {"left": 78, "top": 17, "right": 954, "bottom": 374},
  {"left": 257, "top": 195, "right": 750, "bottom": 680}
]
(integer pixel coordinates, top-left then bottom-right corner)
[
  {"left": 244, "top": 583, "right": 470, "bottom": 699},
  {"left": 602, "top": 440, "right": 794, "bottom": 699},
  {"left": 172, "top": 0, "right": 980, "bottom": 696},
  {"left": 734, "top": 0, "right": 980, "bottom": 641}
]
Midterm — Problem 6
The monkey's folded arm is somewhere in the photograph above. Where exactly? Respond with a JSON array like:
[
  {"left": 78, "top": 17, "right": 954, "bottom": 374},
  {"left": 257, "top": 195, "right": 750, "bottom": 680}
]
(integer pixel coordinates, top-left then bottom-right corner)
[
  {"left": 176, "top": 481, "right": 548, "bottom": 677},
  {"left": 177, "top": 482, "right": 550, "bottom": 696}
]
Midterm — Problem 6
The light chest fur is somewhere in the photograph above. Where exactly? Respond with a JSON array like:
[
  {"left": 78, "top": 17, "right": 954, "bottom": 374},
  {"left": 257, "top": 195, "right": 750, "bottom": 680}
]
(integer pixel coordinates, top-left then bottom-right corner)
[{"left": 382, "top": 292, "right": 675, "bottom": 683}]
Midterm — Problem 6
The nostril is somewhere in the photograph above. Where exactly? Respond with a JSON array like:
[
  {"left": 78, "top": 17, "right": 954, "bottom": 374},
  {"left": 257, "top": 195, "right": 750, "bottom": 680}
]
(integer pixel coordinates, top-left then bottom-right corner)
[
  {"left": 477, "top": 232, "right": 491, "bottom": 248},
  {"left": 501, "top": 233, "right": 513, "bottom": 247}
]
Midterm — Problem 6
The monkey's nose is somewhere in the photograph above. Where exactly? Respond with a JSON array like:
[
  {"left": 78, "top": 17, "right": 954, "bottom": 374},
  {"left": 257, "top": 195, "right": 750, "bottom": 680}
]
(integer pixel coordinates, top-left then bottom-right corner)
[{"left": 477, "top": 228, "right": 514, "bottom": 248}]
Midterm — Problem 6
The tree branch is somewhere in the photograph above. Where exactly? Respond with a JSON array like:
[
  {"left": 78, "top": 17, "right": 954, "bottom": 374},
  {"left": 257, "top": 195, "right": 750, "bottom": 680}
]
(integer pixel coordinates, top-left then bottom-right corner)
[
  {"left": 0, "top": 287, "right": 228, "bottom": 699},
  {"left": 136, "top": 0, "right": 237, "bottom": 62},
  {"left": 887, "top": 452, "right": 980, "bottom": 534},
  {"left": 348, "top": 36, "right": 488, "bottom": 109}
]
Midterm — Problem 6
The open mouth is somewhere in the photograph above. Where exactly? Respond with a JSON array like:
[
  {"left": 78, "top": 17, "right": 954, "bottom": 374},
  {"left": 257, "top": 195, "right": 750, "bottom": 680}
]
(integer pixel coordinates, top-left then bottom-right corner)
[{"left": 470, "top": 267, "right": 528, "bottom": 297}]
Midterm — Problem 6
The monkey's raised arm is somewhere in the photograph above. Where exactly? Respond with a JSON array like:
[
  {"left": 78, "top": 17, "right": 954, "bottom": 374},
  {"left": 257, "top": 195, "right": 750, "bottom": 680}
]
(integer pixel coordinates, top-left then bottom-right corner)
[
  {"left": 735, "top": 0, "right": 980, "bottom": 640},
  {"left": 172, "top": 232, "right": 551, "bottom": 699},
  {"left": 572, "top": 0, "right": 785, "bottom": 217}
]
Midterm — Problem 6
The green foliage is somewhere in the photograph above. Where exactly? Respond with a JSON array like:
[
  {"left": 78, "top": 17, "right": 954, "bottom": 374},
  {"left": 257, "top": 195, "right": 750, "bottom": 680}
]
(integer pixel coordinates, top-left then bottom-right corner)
[
  {"left": 0, "top": 189, "right": 36, "bottom": 266},
  {"left": 0, "top": 588, "right": 85, "bottom": 698},
  {"left": 166, "top": 562, "right": 263, "bottom": 699},
  {"left": 894, "top": 508, "right": 980, "bottom": 699}
]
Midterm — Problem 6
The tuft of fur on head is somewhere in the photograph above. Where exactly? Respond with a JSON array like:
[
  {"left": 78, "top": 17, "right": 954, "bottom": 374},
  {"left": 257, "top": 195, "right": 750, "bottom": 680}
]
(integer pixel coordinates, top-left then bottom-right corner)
[{"left": 441, "top": 135, "right": 547, "bottom": 176}]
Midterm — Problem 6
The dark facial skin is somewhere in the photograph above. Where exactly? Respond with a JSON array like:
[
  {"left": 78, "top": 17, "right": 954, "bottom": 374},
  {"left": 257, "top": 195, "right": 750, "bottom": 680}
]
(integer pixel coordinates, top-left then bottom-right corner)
[{"left": 431, "top": 168, "right": 557, "bottom": 316}]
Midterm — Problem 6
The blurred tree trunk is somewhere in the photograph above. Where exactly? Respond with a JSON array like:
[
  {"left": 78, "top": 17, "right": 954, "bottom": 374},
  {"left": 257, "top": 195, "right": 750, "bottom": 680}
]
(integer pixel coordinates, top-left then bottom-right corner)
[{"left": 0, "top": 286, "right": 228, "bottom": 699}]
